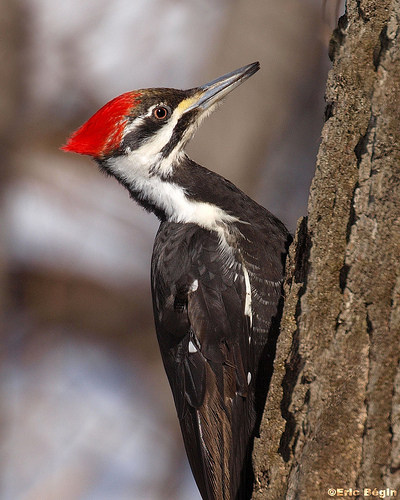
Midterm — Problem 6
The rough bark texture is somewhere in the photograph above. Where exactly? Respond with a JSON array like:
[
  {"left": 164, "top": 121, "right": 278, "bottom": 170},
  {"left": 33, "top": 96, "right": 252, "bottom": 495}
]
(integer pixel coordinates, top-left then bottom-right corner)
[{"left": 252, "top": 0, "right": 400, "bottom": 498}]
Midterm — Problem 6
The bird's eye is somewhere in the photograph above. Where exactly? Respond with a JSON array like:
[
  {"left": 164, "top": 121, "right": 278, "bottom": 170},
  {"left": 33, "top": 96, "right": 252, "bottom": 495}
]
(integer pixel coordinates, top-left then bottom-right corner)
[{"left": 153, "top": 106, "right": 169, "bottom": 120}]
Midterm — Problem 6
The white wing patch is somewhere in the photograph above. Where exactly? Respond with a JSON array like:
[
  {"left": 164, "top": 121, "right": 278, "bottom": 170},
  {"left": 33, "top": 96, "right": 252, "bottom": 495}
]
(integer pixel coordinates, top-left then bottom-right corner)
[
  {"left": 190, "top": 279, "right": 199, "bottom": 292},
  {"left": 242, "top": 264, "right": 253, "bottom": 327},
  {"left": 188, "top": 340, "right": 198, "bottom": 353}
]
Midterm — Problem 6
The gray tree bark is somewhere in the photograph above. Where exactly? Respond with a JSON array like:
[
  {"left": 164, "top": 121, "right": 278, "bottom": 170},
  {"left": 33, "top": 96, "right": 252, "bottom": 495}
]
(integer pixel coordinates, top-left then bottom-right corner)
[{"left": 252, "top": 0, "right": 400, "bottom": 498}]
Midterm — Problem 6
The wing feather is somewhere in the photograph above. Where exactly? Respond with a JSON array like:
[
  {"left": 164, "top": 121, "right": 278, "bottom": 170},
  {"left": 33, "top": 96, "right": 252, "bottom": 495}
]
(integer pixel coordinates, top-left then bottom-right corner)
[{"left": 151, "top": 221, "right": 285, "bottom": 499}]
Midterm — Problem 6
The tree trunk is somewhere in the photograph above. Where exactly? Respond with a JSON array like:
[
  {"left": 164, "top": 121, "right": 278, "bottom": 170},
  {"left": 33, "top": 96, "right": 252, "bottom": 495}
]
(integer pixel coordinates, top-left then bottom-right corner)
[{"left": 252, "top": 0, "right": 400, "bottom": 498}]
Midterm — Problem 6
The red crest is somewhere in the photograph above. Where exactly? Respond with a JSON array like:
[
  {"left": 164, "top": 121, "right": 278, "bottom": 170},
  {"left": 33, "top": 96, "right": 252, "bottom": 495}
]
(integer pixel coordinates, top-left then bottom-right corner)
[{"left": 61, "top": 92, "right": 141, "bottom": 158}]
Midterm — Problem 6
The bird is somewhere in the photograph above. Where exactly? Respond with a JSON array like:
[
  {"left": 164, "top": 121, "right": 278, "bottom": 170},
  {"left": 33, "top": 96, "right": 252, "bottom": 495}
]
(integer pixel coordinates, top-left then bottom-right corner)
[{"left": 62, "top": 62, "right": 290, "bottom": 500}]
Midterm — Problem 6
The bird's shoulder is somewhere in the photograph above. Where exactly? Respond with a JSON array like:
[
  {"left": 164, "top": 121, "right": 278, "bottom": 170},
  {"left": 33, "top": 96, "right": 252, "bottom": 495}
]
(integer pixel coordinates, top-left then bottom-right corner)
[
  {"left": 152, "top": 221, "right": 241, "bottom": 297},
  {"left": 151, "top": 221, "right": 250, "bottom": 402}
]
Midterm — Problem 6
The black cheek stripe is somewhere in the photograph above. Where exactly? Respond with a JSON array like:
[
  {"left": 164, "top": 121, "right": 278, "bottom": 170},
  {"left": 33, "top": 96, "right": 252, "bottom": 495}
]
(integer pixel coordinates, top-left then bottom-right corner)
[
  {"left": 160, "top": 111, "right": 197, "bottom": 158},
  {"left": 121, "top": 117, "right": 164, "bottom": 151}
]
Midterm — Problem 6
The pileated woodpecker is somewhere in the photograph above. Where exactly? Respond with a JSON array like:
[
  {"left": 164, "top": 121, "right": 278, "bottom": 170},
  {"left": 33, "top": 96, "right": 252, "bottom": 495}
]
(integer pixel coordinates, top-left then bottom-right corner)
[{"left": 62, "top": 62, "right": 290, "bottom": 500}]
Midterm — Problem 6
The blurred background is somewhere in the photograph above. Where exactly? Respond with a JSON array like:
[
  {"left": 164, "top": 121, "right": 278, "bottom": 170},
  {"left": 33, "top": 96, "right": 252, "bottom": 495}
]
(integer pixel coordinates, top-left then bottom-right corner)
[{"left": 1, "top": 0, "right": 344, "bottom": 498}]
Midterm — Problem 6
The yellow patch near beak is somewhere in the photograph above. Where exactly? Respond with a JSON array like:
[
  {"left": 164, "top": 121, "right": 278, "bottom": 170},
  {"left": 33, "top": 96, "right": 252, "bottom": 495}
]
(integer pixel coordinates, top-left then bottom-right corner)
[{"left": 177, "top": 93, "right": 202, "bottom": 113}]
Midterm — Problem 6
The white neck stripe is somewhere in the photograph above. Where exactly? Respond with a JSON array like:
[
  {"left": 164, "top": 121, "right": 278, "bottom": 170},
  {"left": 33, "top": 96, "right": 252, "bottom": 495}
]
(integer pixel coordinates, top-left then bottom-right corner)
[{"left": 107, "top": 154, "right": 237, "bottom": 229}]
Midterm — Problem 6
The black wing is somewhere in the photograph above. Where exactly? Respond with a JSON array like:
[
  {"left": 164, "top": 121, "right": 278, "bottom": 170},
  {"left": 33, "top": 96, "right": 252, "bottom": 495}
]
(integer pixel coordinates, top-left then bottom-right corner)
[{"left": 151, "top": 221, "right": 284, "bottom": 499}]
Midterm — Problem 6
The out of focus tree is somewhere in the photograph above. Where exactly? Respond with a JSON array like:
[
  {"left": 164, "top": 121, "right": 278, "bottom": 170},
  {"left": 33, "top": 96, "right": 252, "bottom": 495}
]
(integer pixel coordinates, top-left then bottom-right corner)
[{"left": 0, "top": 0, "right": 23, "bottom": 326}]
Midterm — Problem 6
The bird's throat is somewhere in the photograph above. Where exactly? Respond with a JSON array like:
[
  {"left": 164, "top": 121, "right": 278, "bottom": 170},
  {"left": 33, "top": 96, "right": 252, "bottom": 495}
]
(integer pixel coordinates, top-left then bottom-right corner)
[{"left": 103, "top": 154, "right": 239, "bottom": 231}]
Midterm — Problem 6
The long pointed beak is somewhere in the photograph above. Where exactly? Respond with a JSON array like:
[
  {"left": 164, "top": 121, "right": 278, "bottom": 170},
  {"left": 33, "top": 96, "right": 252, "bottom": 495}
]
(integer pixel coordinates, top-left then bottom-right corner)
[{"left": 186, "top": 62, "right": 260, "bottom": 112}]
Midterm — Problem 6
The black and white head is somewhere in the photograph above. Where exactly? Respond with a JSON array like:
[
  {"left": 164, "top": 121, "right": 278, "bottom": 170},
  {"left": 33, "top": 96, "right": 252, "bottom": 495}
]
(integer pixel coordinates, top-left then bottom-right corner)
[
  {"left": 62, "top": 62, "right": 260, "bottom": 224},
  {"left": 62, "top": 62, "right": 259, "bottom": 176}
]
